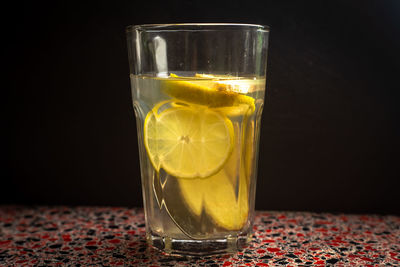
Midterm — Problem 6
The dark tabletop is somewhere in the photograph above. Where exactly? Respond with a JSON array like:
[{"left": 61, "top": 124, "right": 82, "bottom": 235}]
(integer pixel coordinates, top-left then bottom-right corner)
[{"left": 0, "top": 206, "right": 399, "bottom": 266}]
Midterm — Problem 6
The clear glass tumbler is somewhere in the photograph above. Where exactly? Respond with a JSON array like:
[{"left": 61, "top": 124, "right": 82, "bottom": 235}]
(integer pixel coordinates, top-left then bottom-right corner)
[{"left": 126, "top": 23, "right": 269, "bottom": 255}]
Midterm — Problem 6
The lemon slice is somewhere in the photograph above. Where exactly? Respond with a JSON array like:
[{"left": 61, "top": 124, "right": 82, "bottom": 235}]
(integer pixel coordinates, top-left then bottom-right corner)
[
  {"left": 169, "top": 100, "right": 252, "bottom": 117},
  {"left": 161, "top": 74, "right": 255, "bottom": 112},
  {"left": 178, "top": 168, "right": 248, "bottom": 230},
  {"left": 144, "top": 105, "right": 234, "bottom": 178},
  {"left": 177, "top": 123, "right": 249, "bottom": 230},
  {"left": 213, "top": 103, "right": 254, "bottom": 117},
  {"left": 177, "top": 167, "right": 249, "bottom": 230},
  {"left": 205, "top": 167, "right": 248, "bottom": 230},
  {"left": 244, "top": 121, "right": 255, "bottom": 187}
]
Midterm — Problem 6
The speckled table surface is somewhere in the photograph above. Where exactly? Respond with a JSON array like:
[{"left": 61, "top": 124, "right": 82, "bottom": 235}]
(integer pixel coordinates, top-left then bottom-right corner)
[{"left": 0, "top": 206, "right": 399, "bottom": 266}]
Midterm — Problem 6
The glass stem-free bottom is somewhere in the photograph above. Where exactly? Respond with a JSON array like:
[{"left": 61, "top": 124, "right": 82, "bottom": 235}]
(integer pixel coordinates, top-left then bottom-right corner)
[{"left": 147, "top": 231, "right": 252, "bottom": 256}]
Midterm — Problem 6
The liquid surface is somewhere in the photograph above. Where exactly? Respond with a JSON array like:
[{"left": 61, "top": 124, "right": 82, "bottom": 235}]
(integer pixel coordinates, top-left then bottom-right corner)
[{"left": 131, "top": 73, "right": 265, "bottom": 240}]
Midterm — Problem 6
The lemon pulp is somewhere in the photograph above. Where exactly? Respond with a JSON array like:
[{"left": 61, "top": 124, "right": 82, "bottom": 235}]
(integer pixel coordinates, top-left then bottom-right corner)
[
  {"left": 144, "top": 105, "right": 234, "bottom": 179},
  {"left": 161, "top": 73, "right": 255, "bottom": 113},
  {"left": 178, "top": 169, "right": 248, "bottom": 231}
]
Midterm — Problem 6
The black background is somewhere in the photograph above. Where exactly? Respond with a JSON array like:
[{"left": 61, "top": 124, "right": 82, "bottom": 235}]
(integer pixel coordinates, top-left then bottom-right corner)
[{"left": 3, "top": 0, "right": 399, "bottom": 214}]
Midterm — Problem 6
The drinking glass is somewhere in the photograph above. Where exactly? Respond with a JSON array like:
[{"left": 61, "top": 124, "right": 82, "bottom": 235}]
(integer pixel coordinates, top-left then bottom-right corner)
[{"left": 126, "top": 23, "right": 269, "bottom": 255}]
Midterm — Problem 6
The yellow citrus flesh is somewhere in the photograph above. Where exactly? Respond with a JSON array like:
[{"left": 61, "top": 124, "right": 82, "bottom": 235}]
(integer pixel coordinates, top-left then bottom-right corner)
[
  {"left": 205, "top": 167, "right": 248, "bottom": 230},
  {"left": 144, "top": 105, "right": 234, "bottom": 179},
  {"left": 177, "top": 124, "right": 249, "bottom": 230},
  {"left": 178, "top": 168, "right": 248, "bottom": 230},
  {"left": 161, "top": 74, "right": 255, "bottom": 113},
  {"left": 244, "top": 121, "right": 255, "bottom": 187}
]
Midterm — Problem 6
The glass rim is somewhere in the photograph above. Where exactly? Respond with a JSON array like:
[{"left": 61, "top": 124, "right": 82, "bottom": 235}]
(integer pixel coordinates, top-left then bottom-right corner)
[{"left": 126, "top": 23, "right": 270, "bottom": 32}]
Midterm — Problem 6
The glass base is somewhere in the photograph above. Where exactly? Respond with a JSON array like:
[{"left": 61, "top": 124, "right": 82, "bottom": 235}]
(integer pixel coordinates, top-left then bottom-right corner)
[{"left": 147, "top": 231, "right": 252, "bottom": 256}]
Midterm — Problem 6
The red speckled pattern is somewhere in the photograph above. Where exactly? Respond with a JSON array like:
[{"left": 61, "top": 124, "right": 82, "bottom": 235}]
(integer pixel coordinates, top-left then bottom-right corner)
[{"left": 0, "top": 206, "right": 399, "bottom": 266}]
